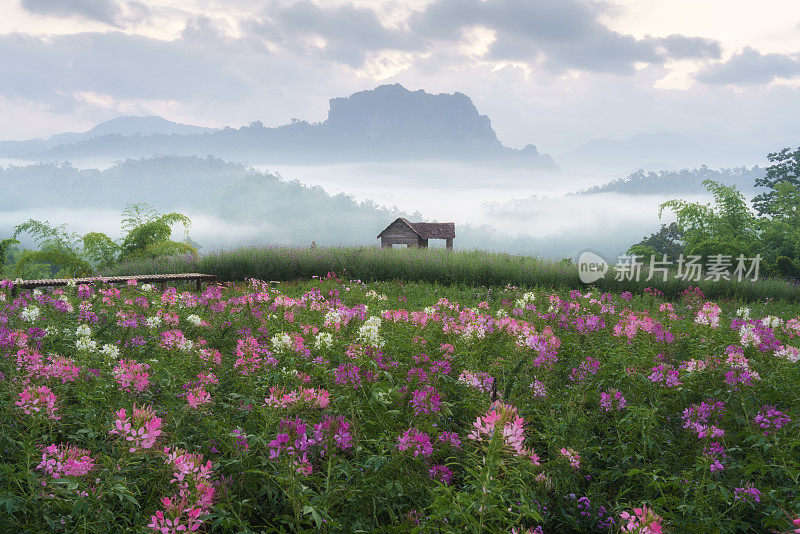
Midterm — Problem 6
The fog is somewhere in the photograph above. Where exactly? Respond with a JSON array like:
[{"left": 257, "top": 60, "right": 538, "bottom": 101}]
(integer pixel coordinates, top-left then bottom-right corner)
[{"left": 1, "top": 155, "right": 730, "bottom": 260}]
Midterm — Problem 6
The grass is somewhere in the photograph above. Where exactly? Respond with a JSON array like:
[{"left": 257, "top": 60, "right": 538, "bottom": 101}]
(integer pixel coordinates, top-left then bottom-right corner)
[{"left": 106, "top": 246, "right": 800, "bottom": 303}]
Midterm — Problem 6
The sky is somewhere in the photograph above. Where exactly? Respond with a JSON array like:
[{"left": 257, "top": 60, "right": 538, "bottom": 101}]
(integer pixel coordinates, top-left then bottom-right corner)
[{"left": 1, "top": 0, "right": 799, "bottom": 158}]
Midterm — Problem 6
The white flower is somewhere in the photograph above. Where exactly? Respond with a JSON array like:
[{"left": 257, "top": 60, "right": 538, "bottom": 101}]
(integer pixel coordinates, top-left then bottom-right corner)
[
  {"left": 495, "top": 309, "right": 508, "bottom": 318},
  {"left": 271, "top": 332, "right": 293, "bottom": 351},
  {"left": 146, "top": 316, "right": 162, "bottom": 329},
  {"left": 515, "top": 291, "right": 537, "bottom": 309},
  {"left": 761, "top": 316, "right": 783, "bottom": 328},
  {"left": 75, "top": 337, "right": 98, "bottom": 352},
  {"left": 75, "top": 325, "right": 92, "bottom": 338},
  {"left": 66, "top": 279, "right": 77, "bottom": 288},
  {"left": 314, "top": 332, "right": 333, "bottom": 349},
  {"left": 186, "top": 314, "right": 203, "bottom": 326},
  {"left": 365, "top": 289, "right": 387, "bottom": 301},
  {"left": 775, "top": 345, "right": 800, "bottom": 362},
  {"left": 423, "top": 306, "right": 436, "bottom": 315},
  {"left": 20, "top": 306, "right": 40, "bottom": 322},
  {"left": 33, "top": 289, "right": 42, "bottom": 297},
  {"left": 100, "top": 344, "right": 120, "bottom": 359},
  {"left": 736, "top": 307, "right": 751, "bottom": 320},
  {"left": 739, "top": 325, "right": 761, "bottom": 348},
  {"left": 357, "top": 316, "right": 384, "bottom": 347},
  {"left": 140, "top": 284, "right": 155, "bottom": 292},
  {"left": 324, "top": 309, "right": 343, "bottom": 327}
]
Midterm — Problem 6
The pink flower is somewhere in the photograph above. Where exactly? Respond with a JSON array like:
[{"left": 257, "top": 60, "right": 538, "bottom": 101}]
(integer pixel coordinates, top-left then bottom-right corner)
[
  {"left": 109, "top": 405, "right": 163, "bottom": 452},
  {"left": 15, "top": 385, "right": 60, "bottom": 420},
  {"left": 36, "top": 443, "right": 94, "bottom": 481},
  {"left": 620, "top": 505, "right": 663, "bottom": 533},
  {"left": 468, "top": 402, "right": 540, "bottom": 463},
  {"left": 112, "top": 359, "right": 150, "bottom": 393},
  {"left": 186, "top": 387, "right": 211, "bottom": 408},
  {"left": 560, "top": 447, "right": 581, "bottom": 469},
  {"left": 429, "top": 464, "right": 453, "bottom": 485},
  {"left": 599, "top": 389, "right": 626, "bottom": 412}
]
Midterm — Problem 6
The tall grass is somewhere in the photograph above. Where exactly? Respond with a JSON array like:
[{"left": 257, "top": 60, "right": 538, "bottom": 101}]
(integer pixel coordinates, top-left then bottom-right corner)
[{"left": 106, "top": 246, "right": 800, "bottom": 303}]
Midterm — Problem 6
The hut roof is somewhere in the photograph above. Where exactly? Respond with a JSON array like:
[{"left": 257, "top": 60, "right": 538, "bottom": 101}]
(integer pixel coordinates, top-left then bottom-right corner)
[{"left": 377, "top": 218, "right": 455, "bottom": 239}]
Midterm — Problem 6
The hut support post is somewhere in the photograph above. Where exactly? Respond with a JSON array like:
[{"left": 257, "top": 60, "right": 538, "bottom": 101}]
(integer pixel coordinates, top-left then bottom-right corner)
[{"left": 446, "top": 238, "right": 453, "bottom": 250}]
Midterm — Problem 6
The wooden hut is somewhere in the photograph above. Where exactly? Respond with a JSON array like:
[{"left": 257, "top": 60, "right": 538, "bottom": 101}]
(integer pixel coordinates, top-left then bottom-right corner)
[{"left": 377, "top": 218, "right": 455, "bottom": 249}]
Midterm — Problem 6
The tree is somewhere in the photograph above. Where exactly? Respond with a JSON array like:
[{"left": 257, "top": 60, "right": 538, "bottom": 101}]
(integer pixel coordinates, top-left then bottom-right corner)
[
  {"left": 753, "top": 147, "right": 800, "bottom": 217},
  {"left": 12, "top": 220, "right": 93, "bottom": 277},
  {"left": 9, "top": 203, "right": 195, "bottom": 278},
  {"left": 758, "top": 181, "right": 800, "bottom": 276},
  {"left": 0, "top": 238, "right": 19, "bottom": 268},
  {"left": 627, "top": 223, "right": 684, "bottom": 261},
  {"left": 659, "top": 179, "right": 759, "bottom": 260},
  {"left": 118, "top": 203, "right": 195, "bottom": 261}
]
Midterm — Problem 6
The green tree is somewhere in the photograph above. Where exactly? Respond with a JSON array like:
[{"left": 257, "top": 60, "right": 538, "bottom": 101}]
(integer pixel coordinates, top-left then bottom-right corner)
[
  {"left": 758, "top": 181, "right": 800, "bottom": 276},
  {"left": 9, "top": 203, "right": 196, "bottom": 278},
  {"left": 118, "top": 203, "right": 195, "bottom": 261},
  {"left": 753, "top": 147, "right": 800, "bottom": 217},
  {"left": 12, "top": 220, "right": 93, "bottom": 277},
  {"left": 659, "top": 179, "right": 759, "bottom": 260},
  {"left": 627, "top": 222, "right": 684, "bottom": 261}
]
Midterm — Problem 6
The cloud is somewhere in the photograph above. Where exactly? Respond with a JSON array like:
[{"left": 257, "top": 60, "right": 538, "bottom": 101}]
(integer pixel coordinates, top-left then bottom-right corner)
[
  {"left": 0, "top": 29, "right": 341, "bottom": 108},
  {"left": 245, "top": 0, "right": 419, "bottom": 67},
  {"left": 696, "top": 46, "right": 800, "bottom": 85},
  {"left": 409, "top": 0, "right": 720, "bottom": 74},
  {"left": 20, "top": 0, "right": 122, "bottom": 26},
  {"left": 655, "top": 35, "right": 721, "bottom": 60}
]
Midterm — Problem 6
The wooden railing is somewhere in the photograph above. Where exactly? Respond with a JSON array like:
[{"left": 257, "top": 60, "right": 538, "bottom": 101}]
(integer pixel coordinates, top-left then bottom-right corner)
[{"left": 9, "top": 273, "right": 217, "bottom": 294}]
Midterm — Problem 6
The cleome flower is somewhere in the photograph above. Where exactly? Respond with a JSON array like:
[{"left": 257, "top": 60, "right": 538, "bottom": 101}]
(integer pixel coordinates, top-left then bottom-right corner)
[
  {"left": 109, "top": 405, "right": 163, "bottom": 452},
  {"left": 467, "top": 401, "right": 540, "bottom": 464}
]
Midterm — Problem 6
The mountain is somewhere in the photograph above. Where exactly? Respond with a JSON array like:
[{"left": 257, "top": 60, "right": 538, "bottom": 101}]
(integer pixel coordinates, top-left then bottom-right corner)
[
  {"left": 0, "top": 85, "right": 556, "bottom": 168},
  {"left": 78, "top": 116, "right": 214, "bottom": 138},
  {"left": 0, "top": 116, "right": 215, "bottom": 155},
  {"left": 558, "top": 131, "right": 709, "bottom": 175}
]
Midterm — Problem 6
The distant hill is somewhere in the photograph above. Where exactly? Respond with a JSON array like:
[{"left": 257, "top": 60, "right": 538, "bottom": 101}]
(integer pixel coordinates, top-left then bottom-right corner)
[
  {"left": 0, "top": 85, "right": 556, "bottom": 167},
  {"left": 559, "top": 132, "right": 709, "bottom": 174},
  {"left": 0, "top": 116, "right": 215, "bottom": 154},
  {"left": 573, "top": 165, "right": 766, "bottom": 196}
]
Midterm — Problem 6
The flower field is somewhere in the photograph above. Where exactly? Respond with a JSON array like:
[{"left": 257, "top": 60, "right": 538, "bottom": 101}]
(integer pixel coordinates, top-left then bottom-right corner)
[{"left": 1, "top": 275, "right": 800, "bottom": 533}]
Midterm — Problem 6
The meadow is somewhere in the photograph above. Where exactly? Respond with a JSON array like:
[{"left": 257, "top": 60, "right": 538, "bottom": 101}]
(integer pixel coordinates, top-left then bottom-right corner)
[{"left": 1, "top": 273, "right": 800, "bottom": 533}]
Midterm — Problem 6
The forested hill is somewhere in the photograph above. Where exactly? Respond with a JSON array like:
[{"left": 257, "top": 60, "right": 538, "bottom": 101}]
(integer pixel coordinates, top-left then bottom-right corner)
[
  {"left": 0, "top": 85, "right": 555, "bottom": 167},
  {"left": 574, "top": 165, "right": 766, "bottom": 196}
]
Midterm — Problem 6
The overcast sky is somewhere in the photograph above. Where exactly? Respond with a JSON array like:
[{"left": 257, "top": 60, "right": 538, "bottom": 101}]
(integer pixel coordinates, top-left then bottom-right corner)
[{"left": 1, "top": 0, "right": 799, "bottom": 158}]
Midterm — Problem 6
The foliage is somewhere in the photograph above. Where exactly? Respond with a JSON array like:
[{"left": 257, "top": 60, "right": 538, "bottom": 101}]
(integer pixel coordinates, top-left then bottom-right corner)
[
  {"left": 627, "top": 223, "right": 685, "bottom": 261},
  {"left": 118, "top": 204, "right": 194, "bottom": 262},
  {"left": 8, "top": 203, "right": 195, "bottom": 278},
  {"left": 659, "top": 179, "right": 759, "bottom": 260},
  {"left": 0, "top": 238, "right": 19, "bottom": 267},
  {"left": 635, "top": 148, "right": 800, "bottom": 279},
  {"left": 753, "top": 147, "right": 800, "bottom": 217},
  {"left": 1, "top": 277, "right": 799, "bottom": 532}
]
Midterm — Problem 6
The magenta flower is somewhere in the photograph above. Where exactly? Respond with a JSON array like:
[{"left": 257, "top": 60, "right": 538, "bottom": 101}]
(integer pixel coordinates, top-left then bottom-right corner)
[
  {"left": 37, "top": 443, "right": 94, "bottom": 481},
  {"left": 410, "top": 386, "right": 442, "bottom": 416},
  {"left": 397, "top": 427, "right": 434, "bottom": 458},
  {"left": 109, "top": 405, "right": 163, "bottom": 452},
  {"left": 15, "top": 384, "right": 60, "bottom": 420}
]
